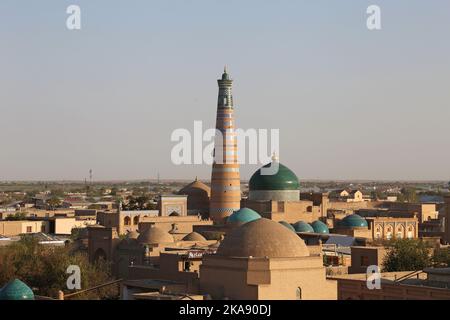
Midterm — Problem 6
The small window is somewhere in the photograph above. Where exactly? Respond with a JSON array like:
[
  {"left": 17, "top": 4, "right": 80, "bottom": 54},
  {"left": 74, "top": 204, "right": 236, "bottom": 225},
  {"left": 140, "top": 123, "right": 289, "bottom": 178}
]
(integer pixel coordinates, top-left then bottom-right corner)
[{"left": 26, "top": 226, "right": 32, "bottom": 233}]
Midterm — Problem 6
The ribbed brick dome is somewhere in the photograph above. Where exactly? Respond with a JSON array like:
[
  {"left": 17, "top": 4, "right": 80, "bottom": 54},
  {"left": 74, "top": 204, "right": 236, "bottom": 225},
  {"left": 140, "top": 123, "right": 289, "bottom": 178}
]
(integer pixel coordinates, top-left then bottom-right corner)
[
  {"left": 217, "top": 218, "right": 309, "bottom": 258},
  {"left": 137, "top": 225, "right": 174, "bottom": 244},
  {"left": 182, "top": 232, "right": 207, "bottom": 241}
]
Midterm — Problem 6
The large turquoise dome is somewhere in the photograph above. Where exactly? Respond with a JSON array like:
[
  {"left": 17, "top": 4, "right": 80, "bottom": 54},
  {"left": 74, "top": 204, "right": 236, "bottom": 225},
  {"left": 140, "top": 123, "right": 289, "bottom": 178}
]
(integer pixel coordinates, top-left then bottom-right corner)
[
  {"left": 279, "top": 221, "right": 296, "bottom": 232},
  {"left": 227, "top": 208, "right": 261, "bottom": 225},
  {"left": 341, "top": 214, "right": 368, "bottom": 228},
  {"left": 311, "top": 220, "right": 329, "bottom": 234},
  {"left": 0, "top": 279, "right": 34, "bottom": 300},
  {"left": 249, "top": 162, "right": 299, "bottom": 191},
  {"left": 292, "top": 221, "right": 314, "bottom": 233}
]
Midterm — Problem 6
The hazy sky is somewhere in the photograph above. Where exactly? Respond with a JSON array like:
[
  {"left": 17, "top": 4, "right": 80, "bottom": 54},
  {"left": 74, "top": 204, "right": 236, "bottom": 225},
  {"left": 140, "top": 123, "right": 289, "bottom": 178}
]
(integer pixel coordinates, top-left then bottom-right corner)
[{"left": 1, "top": 1, "right": 449, "bottom": 181}]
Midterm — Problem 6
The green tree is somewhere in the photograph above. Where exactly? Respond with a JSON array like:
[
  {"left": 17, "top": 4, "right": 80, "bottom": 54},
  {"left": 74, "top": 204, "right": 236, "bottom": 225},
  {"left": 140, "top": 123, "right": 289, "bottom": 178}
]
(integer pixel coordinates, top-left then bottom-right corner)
[
  {"left": 50, "top": 189, "right": 65, "bottom": 198},
  {"left": 4, "top": 212, "right": 27, "bottom": 221},
  {"left": 110, "top": 187, "right": 118, "bottom": 196},
  {"left": 382, "top": 239, "right": 432, "bottom": 272},
  {"left": 398, "top": 187, "right": 418, "bottom": 203},
  {"left": 0, "top": 237, "right": 118, "bottom": 300},
  {"left": 432, "top": 247, "right": 450, "bottom": 267},
  {"left": 47, "top": 197, "right": 61, "bottom": 209}
]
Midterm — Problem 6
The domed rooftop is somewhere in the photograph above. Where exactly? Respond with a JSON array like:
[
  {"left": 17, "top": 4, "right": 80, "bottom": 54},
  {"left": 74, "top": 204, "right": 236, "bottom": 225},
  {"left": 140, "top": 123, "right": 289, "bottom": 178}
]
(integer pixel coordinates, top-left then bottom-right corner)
[
  {"left": 340, "top": 214, "right": 368, "bottom": 228},
  {"left": 292, "top": 221, "right": 314, "bottom": 233},
  {"left": 227, "top": 208, "right": 261, "bottom": 225},
  {"left": 311, "top": 220, "right": 329, "bottom": 234},
  {"left": 279, "top": 221, "right": 296, "bottom": 232},
  {"left": 178, "top": 177, "right": 211, "bottom": 197},
  {"left": 182, "top": 232, "right": 207, "bottom": 242},
  {"left": 217, "top": 218, "right": 309, "bottom": 258},
  {"left": 137, "top": 225, "right": 174, "bottom": 244},
  {"left": 249, "top": 159, "right": 299, "bottom": 191},
  {"left": 0, "top": 279, "right": 34, "bottom": 300}
]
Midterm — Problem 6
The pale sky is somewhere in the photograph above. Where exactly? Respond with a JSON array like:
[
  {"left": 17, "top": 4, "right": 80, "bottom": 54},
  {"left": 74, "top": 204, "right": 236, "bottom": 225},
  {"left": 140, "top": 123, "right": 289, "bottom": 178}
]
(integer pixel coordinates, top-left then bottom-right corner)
[{"left": 0, "top": 1, "right": 449, "bottom": 181}]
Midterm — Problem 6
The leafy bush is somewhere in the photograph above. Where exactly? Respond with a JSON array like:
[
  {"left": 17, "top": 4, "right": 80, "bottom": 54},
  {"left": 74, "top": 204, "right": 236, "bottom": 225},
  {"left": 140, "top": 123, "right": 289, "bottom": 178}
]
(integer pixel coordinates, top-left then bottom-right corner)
[
  {"left": 382, "top": 239, "right": 432, "bottom": 272},
  {"left": 0, "top": 237, "right": 118, "bottom": 300}
]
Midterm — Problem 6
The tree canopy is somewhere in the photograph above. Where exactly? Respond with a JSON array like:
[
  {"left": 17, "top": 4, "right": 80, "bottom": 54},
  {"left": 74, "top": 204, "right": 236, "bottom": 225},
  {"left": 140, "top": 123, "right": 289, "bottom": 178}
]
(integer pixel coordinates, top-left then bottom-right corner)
[
  {"left": 0, "top": 237, "right": 118, "bottom": 300},
  {"left": 432, "top": 247, "right": 450, "bottom": 268},
  {"left": 382, "top": 239, "right": 432, "bottom": 272}
]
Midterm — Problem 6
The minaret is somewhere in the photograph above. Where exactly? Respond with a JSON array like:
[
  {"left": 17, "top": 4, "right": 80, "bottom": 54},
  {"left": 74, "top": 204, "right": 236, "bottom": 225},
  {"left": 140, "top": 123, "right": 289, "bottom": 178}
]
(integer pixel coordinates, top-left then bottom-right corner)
[
  {"left": 209, "top": 67, "right": 241, "bottom": 224},
  {"left": 445, "top": 195, "right": 450, "bottom": 244}
]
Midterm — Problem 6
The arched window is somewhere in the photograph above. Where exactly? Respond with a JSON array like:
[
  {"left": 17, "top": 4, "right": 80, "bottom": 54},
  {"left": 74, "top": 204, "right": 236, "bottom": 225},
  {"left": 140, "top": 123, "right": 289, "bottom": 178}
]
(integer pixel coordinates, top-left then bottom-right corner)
[
  {"left": 375, "top": 226, "right": 382, "bottom": 239},
  {"left": 386, "top": 226, "right": 392, "bottom": 240},
  {"left": 407, "top": 226, "right": 414, "bottom": 239},
  {"left": 296, "top": 287, "right": 302, "bottom": 300},
  {"left": 396, "top": 225, "right": 404, "bottom": 239},
  {"left": 124, "top": 216, "right": 131, "bottom": 226},
  {"left": 133, "top": 216, "right": 140, "bottom": 225}
]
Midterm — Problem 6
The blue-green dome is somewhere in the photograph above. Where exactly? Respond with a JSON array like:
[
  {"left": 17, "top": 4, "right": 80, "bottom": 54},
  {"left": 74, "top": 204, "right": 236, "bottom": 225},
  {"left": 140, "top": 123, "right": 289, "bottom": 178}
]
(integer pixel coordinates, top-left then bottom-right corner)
[
  {"left": 292, "top": 221, "right": 314, "bottom": 233},
  {"left": 249, "top": 162, "right": 299, "bottom": 191},
  {"left": 341, "top": 214, "right": 368, "bottom": 228},
  {"left": 311, "top": 220, "right": 329, "bottom": 234},
  {"left": 279, "top": 221, "right": 296, "bottom": 232},
  {"left": 227, "top": 208, "right": 261, "bottom": 225},
  {"left": 0, "top": 279, "right": 34, "bottom": 300}
]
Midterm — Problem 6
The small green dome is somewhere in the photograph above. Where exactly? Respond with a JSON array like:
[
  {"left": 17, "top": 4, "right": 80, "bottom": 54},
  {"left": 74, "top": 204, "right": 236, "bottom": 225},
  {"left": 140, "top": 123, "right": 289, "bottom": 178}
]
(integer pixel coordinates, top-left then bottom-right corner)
[
  {"left": 311, "top": 220, "right": 329, "bottom": 234},
  {"left": 227, "top": 208, "right": 261, "bottom": 225},
  {"left": 249, "top": 162, "right": 299, "bottom": 191},
  {"left": 0, "top": 279, "right": 34, "bottom": 300},
  {"left": 341, "top": 214, "right": 368, "bottom": 228},
  {"left": 292, "top": 221, "right": 314, "bottom": 233},
  {"left": 279, "top": 221, "right": 296, "bottom": 232}
]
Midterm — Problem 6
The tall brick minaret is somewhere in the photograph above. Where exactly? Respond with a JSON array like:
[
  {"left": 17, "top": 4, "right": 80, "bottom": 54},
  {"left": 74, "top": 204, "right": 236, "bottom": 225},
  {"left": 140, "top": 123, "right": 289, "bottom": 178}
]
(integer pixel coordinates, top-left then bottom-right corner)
[
  {"left": 209, "top": 67, "right": 241, "bottom": 224},
  {"left": 445, "top": 195, "right": 450, "bottom": 244}
]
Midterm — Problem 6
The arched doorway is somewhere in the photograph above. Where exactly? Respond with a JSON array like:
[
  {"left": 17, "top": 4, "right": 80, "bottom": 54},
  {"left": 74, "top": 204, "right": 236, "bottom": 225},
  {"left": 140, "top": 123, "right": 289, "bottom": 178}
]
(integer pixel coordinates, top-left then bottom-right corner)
[{"left": 93, "top": 248, "right": 107, "bottom": 262}]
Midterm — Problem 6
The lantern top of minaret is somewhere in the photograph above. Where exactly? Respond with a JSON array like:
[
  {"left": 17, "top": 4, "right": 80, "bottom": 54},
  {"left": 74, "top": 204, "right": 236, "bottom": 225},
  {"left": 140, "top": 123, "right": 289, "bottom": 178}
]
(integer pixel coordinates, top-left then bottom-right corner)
[{"left": 221, "top": 65, "right": 230, "bottom": 80}]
